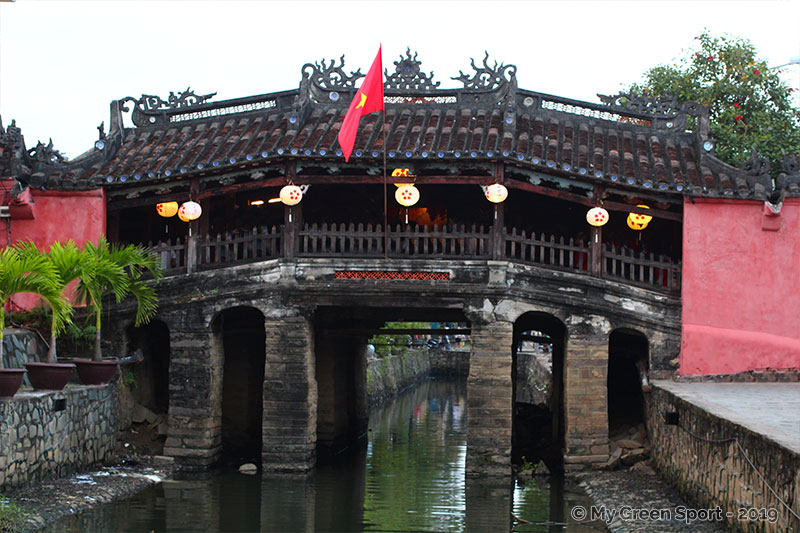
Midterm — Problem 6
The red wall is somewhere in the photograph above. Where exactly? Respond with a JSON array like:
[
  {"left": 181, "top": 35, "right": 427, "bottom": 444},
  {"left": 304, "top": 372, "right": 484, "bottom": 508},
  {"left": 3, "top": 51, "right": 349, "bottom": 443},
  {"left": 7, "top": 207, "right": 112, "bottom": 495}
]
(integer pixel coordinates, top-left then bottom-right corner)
[
  {"left": 681, "top": 197, "right": 800, "bottom": 374},
  {"left": 2, "top": 184, "right": 106, "bottom": 310}
]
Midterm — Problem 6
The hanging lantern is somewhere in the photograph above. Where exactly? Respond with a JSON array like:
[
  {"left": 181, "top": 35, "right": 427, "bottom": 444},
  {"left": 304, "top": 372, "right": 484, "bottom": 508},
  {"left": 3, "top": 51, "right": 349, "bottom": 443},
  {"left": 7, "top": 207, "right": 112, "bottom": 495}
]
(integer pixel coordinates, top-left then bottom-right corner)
[
  {"left": 627, "top": 204, "right": 652, "bottom": 230},
  {"left": 485, "top": 183, "right": 508, "bottom": 203},
  {"left": 395, "top": 184, "right": 420, "bottom": 207},
  {"left": 279, "top": 185, "right": 303, "bottom": 206},
  {"left": 178, "top": 201, "right": 202, "bottom": 222},
  {"left": 586, "top": 206, "right": 609, "bottom": 227},
  {"left": 156, "top": 201, "right": 179, "bottom": 218}
]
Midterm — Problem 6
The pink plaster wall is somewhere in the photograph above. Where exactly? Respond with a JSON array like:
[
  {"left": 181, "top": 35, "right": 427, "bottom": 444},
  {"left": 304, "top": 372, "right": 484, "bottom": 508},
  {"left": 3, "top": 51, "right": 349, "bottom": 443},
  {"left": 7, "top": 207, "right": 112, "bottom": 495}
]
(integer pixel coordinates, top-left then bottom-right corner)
[
  {"left": 681, "top": 197, "right": 800, "bottom": 374},
  {"left": 2, "top": 186, "right": 106, "bottom": 311}
]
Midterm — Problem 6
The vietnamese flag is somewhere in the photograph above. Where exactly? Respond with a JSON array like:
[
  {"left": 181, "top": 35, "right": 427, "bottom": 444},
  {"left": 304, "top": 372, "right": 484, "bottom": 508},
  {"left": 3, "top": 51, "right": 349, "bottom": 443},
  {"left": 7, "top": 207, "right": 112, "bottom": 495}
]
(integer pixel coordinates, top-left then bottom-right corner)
[{"left": 338, "top": 46, "right": 384, "bottom": 162}]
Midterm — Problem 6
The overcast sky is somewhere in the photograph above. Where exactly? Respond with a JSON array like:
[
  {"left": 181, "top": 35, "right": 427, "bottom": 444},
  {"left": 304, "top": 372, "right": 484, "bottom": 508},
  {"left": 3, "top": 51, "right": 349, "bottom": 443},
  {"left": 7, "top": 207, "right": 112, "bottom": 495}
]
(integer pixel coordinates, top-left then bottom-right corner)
[{"left": 1, "top": 0, "right": 798, "bottom": 159}]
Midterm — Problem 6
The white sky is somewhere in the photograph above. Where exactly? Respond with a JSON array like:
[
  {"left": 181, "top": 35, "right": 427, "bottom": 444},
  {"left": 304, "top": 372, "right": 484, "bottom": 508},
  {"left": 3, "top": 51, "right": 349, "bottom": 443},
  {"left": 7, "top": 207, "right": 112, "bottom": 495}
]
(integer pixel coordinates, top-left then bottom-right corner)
[{"left": 1, "top": 0, "right": 798, "bottom": 159}]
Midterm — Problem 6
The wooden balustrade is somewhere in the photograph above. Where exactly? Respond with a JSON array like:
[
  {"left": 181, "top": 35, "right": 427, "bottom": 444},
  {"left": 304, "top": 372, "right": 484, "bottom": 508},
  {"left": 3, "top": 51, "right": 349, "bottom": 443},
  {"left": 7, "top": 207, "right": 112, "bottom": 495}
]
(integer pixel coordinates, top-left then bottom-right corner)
[
  {"left": 146, "top": 223, "right": 680, "bottom": 293},
  {"left": 504, "top": 228, "right": 590, "bottom": 273},
  {"left": 198, "top": 225, "right": 282, "bottom": 269}
]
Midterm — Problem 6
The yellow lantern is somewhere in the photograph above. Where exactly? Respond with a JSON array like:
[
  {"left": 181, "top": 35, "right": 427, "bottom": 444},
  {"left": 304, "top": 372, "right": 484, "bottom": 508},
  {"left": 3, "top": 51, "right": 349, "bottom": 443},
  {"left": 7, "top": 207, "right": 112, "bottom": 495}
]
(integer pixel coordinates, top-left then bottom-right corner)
[
  {"left": 586, "top": 207, "right": 609, "bottom": 227},
  {"left": 627, "top": 204, "right": 652, "bottom": 230},
  {"left": 178, "top": 201, "right": 202, "bottom": 222},
  {"left": 156, "top": 201, "right": 179, "bottom": 218},
  {"left": 485, "top": 183, "right": 508, "bottom": 203},
  {"left": 395, "top": 184, "right": 420, "bottom": 207},
  {"left": 392, "top": 168, "right": 413, "bottom": 187},
  {"left": 279, "top": 185, "right": 303, "bottom": 206}
]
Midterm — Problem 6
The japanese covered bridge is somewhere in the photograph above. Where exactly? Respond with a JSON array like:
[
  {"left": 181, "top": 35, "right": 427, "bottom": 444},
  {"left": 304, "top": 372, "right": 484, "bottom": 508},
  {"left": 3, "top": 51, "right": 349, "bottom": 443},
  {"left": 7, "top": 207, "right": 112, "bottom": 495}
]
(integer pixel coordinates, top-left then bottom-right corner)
[{"left": 1, "top": 50, "right": 797, "bottom": 475}]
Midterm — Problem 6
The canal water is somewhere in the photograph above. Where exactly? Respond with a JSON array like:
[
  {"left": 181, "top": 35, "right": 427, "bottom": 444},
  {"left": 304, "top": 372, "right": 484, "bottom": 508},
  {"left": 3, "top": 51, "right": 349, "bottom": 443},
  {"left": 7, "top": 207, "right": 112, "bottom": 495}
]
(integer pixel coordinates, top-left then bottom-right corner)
[{"left": 46, "top": 380, "right": 605, "bottom": 532}]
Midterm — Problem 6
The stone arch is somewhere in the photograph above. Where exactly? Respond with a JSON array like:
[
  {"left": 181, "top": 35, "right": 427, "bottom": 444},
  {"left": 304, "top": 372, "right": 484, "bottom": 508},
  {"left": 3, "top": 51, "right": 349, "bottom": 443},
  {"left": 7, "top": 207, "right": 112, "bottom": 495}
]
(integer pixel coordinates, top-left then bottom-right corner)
[
  {"left": 512, "top": 311, "right": 567, "bottom": 471},
  {"left": 211, "top": 305, "right": 266, "bottom": 465},
  {"left": 607, "top": 328, "right": 649, "bottom": 436}
]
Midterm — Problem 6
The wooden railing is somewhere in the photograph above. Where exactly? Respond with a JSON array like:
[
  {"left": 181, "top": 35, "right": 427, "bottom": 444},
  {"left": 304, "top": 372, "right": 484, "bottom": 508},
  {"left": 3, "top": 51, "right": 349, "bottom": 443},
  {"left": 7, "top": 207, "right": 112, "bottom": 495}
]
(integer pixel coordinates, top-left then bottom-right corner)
[
  {"left": 298, "top": 223, "right": 491, "bottom": 259},
  {"left": 146, "top": 223, "right": 680, "bottom": 293},
  {"left": 505, "top": 228, "right": 590, "bottom": 273},
  {"left": 602, "top": 243, "right": 681, "bottom": 292}
]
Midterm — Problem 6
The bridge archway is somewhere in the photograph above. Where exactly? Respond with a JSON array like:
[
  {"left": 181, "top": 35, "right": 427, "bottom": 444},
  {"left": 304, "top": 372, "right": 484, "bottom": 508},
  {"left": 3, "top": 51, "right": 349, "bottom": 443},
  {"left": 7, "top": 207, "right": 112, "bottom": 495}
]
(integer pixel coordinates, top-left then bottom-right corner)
[
  {"left": 608, "top": 328, "right": 649, "bottom": 435},
  {"left": 213, "top": 306, "right": 266, "bottom": 465},
  {"left": 126, "top": 319, "right": 171, "bottom": 415},
  {"left": 512, "top": 312, "right": 566, "bottom": 471}
]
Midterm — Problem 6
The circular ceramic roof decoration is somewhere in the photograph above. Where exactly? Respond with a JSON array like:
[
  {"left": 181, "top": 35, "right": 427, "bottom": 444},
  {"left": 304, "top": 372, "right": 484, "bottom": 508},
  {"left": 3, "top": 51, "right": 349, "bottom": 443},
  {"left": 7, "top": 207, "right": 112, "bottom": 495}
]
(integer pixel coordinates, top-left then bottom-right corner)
[
  {"left": 485, "top": 183, "right": 508, "bottom": 203},
  {"left": 178, "top": 201, "right": 202, "bottom": 222},
  {"left": 395, "top": 184, "right": 420, "bottom": 207},
  {"left": 586, "top": 207, "right": 609, "bottom": 227},
  {"left": 156, "top": 201, "right": 179, "bottom": 218},
  {"left": 279, "top": 185, "right": 303, "bottom": 206}
]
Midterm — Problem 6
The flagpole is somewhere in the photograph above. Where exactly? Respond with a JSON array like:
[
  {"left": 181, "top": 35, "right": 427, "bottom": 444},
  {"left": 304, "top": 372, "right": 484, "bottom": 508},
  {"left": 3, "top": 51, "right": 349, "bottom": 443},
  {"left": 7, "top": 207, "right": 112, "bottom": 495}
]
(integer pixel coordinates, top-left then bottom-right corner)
[{"left": 383, "top": 109, "right": 388, "bottom": 259}]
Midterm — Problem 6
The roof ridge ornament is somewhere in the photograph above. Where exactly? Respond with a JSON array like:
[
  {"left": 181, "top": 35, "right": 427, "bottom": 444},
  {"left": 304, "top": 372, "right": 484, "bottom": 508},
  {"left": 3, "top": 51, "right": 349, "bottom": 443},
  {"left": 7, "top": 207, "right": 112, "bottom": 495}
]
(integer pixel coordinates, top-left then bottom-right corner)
[
  {"left": 28, "top": 139, "right": 66, "bottom": 165},
  {"left": 138, "top": 87, "right": 217, "bottom": 112},
  {"left": 452, "top": 52, "right": 517, "bottom": 92},
  {"left": 384, "top": 48, "right": 440, "bottom": 91},
  {"left": 301, "top": 55, "right": 364, "bottom": 91},
  {"left": 597, "top": 91, "right": 681, "bottom": 116}
]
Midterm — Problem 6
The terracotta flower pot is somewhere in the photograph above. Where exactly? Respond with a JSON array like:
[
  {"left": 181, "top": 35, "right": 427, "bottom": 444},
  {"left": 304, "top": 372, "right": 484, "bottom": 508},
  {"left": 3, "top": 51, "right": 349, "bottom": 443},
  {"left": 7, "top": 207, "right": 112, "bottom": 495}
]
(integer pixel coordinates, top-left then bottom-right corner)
[
  {"left": 73, "top": 359, "right": 119, "bottom": 385},
  {"left": 23, "top": 362, "right": 76, "bottom": 391},
  {"left": 0, "top": 368, "right": 27, "bottom": 398}
]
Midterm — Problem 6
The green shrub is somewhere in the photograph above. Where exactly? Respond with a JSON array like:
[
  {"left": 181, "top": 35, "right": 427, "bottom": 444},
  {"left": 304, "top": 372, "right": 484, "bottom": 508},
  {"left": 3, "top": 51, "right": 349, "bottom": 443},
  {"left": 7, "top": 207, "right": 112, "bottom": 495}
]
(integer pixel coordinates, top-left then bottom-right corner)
[{"left": 0, "top": 498, "right": 26, "bottom": 533}]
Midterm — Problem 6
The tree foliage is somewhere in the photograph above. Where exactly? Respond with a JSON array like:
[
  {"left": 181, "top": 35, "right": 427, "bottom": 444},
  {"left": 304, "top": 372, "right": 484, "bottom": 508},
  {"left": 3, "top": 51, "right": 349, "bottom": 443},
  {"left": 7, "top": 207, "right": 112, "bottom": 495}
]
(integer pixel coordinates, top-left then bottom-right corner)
[{"left": 629, "top": 31, "right": 800, "bottom": 173}]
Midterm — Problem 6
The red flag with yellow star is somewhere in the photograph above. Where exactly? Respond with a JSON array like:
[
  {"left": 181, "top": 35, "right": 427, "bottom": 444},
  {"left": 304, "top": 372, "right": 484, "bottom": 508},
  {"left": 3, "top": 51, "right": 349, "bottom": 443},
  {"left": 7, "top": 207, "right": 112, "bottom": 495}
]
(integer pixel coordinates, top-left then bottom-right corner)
[{"left": 338, "top": 46, "right": 384, "bottom": 162}]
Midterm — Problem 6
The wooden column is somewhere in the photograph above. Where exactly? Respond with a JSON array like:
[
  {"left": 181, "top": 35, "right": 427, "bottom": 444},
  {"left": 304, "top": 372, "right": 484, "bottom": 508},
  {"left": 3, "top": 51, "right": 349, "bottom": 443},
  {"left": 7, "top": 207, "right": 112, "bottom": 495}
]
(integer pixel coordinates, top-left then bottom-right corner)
[
  {"left": 590, "top": 226, "right": 602, "bottom": 276},
  {"left": 186, "top": 178, "right": 200, "bottom": 274},
  {"left": 282, "top": 161, "right": 300, "bottom": 259},
  {"left": 491, "top": 162, "right": 505, "bottom": 260},
  {"left": 590, "top": 184, "right": 604, "bottom": 277}
]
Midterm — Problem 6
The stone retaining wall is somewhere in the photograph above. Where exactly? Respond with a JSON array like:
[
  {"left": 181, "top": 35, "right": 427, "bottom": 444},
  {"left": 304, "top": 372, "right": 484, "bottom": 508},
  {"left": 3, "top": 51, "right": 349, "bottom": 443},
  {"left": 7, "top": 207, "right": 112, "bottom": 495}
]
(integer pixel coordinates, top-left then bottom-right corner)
[
  {"left": 646, "top": 386, "right": 800, "bottom": 533},
  {"left": 0, "top": 385, "right": 117, "bottom": 490},
  {"left": 366, "top": 349, "right": 430, "bottom": 407},
  {"left": 366, "top": 348, "right": 469, "bottom": 407}
]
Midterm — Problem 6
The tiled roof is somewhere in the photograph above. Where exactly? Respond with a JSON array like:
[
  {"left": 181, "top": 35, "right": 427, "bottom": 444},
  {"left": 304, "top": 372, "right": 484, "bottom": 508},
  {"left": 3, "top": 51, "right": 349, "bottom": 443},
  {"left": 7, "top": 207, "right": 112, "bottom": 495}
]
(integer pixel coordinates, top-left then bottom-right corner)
[{"left": 1, "top": 51, "right": 797, "bottom": 200}]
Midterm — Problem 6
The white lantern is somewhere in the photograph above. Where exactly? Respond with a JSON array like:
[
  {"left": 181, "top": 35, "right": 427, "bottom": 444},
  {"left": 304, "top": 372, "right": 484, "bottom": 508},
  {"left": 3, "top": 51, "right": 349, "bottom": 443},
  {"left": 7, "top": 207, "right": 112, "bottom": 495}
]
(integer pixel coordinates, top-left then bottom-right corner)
[
  {"left": 178, "top": 201, "right": 202, "bottom": 222},
  {"left": 485, "top": 183, "right": 508, "bottom": 203},
  {"left": 586, "top": 207, "right": 609, "bottom": 227},
  {"left": 395, "top": 184, "right": 420, "bottom": 207},
  {"left": 280, "top": 185, "right": 303, "bottom": 206}
]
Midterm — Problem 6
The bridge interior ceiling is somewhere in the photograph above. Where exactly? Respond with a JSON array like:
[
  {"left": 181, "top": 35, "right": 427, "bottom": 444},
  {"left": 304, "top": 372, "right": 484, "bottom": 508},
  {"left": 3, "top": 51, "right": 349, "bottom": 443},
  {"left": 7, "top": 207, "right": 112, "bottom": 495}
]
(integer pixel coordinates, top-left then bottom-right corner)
[
  {"left": 314, "top": 306, "right": 469, "bottom": 338},
  {"left": 116, "top": 181, "right": 682, "bottom": 261}
]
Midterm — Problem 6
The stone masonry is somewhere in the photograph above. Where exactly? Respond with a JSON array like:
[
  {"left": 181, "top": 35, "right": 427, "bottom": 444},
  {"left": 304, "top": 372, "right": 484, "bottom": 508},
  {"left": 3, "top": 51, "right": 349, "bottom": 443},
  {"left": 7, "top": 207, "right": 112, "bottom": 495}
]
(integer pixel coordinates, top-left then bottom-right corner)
[
  {"left": 564, "top": 314, "right": 611, "bottom": 469},
  {"left": 466, "top": 317, "right": 514, "bottom": 476},
  {"left": 163, "top": 327, "right": 222, "bottom": 469},
  {"left": 262, "top": 312, "right": 317, "bottom": 472},
  {"left": 0, "top": 385, "right": 117, "bottom": 489}
]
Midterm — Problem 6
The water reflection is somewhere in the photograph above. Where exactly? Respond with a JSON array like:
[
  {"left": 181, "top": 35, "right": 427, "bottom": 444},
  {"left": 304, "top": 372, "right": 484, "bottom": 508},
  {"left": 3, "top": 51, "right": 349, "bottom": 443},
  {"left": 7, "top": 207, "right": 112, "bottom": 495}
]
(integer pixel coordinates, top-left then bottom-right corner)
[{"left": 46, "top": 380, "right": 604, "bottom": 532}]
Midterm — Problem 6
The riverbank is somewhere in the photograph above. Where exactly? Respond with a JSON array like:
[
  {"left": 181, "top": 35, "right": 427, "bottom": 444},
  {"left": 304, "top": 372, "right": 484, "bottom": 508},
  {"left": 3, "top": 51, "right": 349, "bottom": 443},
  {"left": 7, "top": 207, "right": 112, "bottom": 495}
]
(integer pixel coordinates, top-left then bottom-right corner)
[
  {"left": 6, "top": 452, "right": 175, "bottom": 532},
  {"left": 573, "top": 466, "right": 727, "bottom": 532}
]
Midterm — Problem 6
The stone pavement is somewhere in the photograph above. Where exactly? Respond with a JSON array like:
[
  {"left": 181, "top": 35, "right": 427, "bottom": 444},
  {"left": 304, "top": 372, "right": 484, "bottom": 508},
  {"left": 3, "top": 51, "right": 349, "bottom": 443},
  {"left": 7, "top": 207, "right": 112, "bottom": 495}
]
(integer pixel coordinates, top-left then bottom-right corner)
[{"left": 652, "top": 381, "right": 800, "bottom": 454}]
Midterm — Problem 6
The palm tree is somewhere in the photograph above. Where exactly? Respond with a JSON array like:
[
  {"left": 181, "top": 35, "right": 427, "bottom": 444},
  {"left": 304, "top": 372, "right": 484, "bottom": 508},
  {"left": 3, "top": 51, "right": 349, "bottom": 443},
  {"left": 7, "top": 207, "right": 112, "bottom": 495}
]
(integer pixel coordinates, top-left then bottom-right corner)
[
  {"left": 76, "top": 236, "right": 163, "bottom": 361},
  {"left": 0, "top": 243, "right": 71, "bottom": 369},
  {"left": 40, "top": 240, "right": 84, "bottom": 363}
]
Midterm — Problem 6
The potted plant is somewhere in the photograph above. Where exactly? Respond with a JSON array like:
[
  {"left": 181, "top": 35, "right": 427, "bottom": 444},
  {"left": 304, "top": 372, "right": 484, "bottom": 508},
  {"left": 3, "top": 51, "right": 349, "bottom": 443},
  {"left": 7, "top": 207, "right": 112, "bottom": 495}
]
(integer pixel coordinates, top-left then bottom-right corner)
[
  {"left": 72, "top": 236, "right": 163, "bottom": 385},
  {"left": 0, "top": 243, "right": 71, "bottom": 397},
  {"left": 19, "top": 241, "right": 83, "bottom": 390}
]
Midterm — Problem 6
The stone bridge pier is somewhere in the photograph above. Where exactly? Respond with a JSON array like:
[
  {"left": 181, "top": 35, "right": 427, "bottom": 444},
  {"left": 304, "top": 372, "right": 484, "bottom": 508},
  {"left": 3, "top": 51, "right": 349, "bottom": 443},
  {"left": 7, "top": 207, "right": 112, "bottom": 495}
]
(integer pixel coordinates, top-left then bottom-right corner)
[
  {"left": 103, "top": 257, "right": 680, "bottom": 476},
  {"left": 563, "top": 315, "right": 611, "bottom": 468}
]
